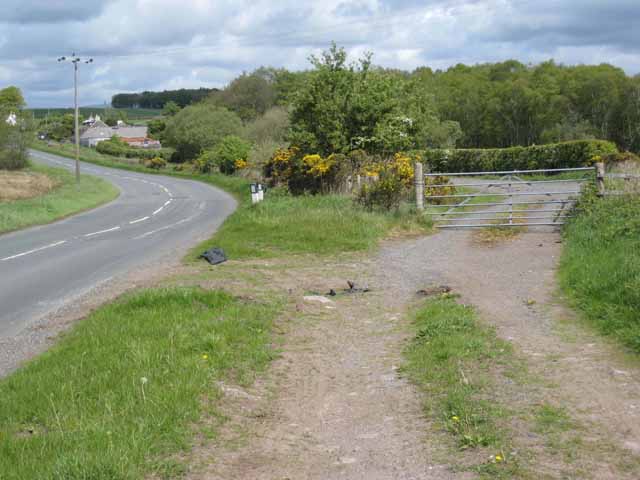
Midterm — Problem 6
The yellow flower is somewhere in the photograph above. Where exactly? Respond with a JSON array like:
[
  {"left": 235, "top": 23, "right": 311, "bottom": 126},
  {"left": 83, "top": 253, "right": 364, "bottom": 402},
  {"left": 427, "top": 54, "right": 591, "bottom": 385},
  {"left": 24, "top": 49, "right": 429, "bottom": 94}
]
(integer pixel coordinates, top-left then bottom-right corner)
[
  {"left": 234, "top": 158, "right": 248, "bottom": 170},
  {"left": 495, "top": 454, "right": 503, "bottom": 463},
  {"left": 202, "top": 354, "right": 209, "bottom": 360},
  {"left": 451, "top": 415, "right": 460, "bottom": 422}
]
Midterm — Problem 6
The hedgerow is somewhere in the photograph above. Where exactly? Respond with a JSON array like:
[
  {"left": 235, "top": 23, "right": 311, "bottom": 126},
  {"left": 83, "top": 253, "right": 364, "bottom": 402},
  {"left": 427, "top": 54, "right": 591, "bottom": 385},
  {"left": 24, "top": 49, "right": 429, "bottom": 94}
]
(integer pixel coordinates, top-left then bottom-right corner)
[{"left": 418, "top": 140, "right": 617, "bottom": 173}]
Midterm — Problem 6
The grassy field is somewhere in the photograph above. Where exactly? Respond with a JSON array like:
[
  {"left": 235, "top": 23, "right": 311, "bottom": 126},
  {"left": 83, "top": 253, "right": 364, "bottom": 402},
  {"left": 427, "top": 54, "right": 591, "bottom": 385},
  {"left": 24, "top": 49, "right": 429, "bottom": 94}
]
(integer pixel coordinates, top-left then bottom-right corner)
[
  {"left": 403, "top": 295, "right": 521, "bottom": 478},
  {"left": 28, "top": 107, "right": 162, "bottom": 120},
  {"left": 560, "top": 191, "right": 640, "bottom": 352},
  {"left": 0, "top": 288, "right": 279, "bottom": 479},
  {"left": 0, "top": 163, "right": 119, "bottom": 234}
]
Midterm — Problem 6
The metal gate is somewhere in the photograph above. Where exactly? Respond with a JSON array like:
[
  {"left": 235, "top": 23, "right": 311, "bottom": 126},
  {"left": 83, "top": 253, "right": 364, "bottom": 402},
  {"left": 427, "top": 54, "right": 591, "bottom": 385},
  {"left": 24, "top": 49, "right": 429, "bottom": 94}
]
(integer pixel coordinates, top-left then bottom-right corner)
[{"left": 424, "top": 166, "right": 596, "bottom": 229}]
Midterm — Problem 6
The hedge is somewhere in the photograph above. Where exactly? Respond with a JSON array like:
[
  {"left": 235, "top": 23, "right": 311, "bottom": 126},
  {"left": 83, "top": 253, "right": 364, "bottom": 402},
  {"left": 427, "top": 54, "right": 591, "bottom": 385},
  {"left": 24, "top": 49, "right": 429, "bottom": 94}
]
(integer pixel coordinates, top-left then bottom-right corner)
[
  {"left": 96, "top": 140, "right": 174, "bottom": 161},
  {"left": 418, "top": 140, "right": 618, "bottom": 173}
]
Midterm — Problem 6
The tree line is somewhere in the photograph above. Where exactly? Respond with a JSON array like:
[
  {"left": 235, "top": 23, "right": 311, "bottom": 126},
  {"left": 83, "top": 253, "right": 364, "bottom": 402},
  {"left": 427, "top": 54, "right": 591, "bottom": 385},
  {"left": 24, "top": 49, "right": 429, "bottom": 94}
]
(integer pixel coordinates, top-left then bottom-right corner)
[
  {"left": 111, "top": 88, "right": 218, "bottom": 109},
  {"left": 155, "top": 46, "right": 640, "bottom": 155}
]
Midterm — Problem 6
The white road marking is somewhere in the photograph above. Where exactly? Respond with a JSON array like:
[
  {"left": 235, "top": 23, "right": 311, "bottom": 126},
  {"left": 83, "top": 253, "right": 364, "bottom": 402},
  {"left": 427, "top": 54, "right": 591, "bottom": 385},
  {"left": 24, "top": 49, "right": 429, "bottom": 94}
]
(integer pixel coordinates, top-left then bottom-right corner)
[
  {"left": 164, "top": 199, "right": 171, "bottom": 206},
  {"left": 152, "top": 206, "right": 164, "bottom": 215},
  {"left": 129, "top": 216, "right": 150, "bottom": 225},
  {"left": 84, "top": 226, "right": 121, "bottom": 237},
  {"left": 1, "top": 241, "right": 67, "bottom": 261},
  {"left": 134, "top": 214, "right": 198, "bottom": 240}
]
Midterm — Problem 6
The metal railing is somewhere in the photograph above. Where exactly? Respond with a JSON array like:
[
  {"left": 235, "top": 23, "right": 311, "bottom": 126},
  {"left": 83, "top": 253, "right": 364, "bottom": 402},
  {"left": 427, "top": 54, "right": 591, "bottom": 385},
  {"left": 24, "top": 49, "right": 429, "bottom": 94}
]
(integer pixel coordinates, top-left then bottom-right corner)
[{"left": 423, "top": 166, "right": 596, "bottom": 229}]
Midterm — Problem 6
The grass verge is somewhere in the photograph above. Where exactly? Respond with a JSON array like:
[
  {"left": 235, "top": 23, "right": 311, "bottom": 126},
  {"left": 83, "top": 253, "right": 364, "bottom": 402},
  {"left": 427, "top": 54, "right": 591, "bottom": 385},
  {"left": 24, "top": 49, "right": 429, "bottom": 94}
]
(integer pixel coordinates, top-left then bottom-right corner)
[
  {"left": 0, "top": 163, "right": 118, "bottom": 234},
  {"left": 188, "top": 192, "right": 431, "bottom": 260},
  {"left": 559, "top": 190, "right": 640, "bottom": 352},
  {"left": 403, "top": 295, "right": 523, "bottom": 478},
  {"left": 0, "top": 287, "right": 279, "bottom": 479}
]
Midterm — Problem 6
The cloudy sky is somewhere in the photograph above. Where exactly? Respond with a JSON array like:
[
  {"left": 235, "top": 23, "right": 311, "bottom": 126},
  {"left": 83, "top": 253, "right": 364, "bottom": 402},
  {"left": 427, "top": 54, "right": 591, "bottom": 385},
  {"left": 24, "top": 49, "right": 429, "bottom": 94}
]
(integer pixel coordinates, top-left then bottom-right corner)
[{"left": 1, "top": 0, "right": 639, "bottom": 107}]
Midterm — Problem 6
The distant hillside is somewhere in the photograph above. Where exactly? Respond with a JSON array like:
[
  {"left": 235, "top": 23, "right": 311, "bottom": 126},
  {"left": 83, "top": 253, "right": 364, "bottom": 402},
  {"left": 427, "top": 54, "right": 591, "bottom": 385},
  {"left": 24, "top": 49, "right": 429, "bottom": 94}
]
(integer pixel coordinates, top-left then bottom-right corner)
[
  {"left": 111, "top": 88, "right": 217, "bottom": 109},
  {"left": 28, "top": 107, "right": 162, "bottom": 120}
]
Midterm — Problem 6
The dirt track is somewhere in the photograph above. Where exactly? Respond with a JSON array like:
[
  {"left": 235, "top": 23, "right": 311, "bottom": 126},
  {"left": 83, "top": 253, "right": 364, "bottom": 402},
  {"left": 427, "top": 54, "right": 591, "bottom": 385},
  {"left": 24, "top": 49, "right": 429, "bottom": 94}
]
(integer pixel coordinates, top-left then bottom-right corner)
[{"left": 182, "top": 219, "right": 640, "bottom": 479}]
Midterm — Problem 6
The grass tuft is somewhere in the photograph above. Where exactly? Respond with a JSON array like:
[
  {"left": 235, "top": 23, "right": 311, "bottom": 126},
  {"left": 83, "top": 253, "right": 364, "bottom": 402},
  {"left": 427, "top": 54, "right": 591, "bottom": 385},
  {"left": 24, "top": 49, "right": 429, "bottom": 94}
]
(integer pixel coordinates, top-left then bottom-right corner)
[{"left": 403, "top": 295, "right": 522, "bottom": 477}]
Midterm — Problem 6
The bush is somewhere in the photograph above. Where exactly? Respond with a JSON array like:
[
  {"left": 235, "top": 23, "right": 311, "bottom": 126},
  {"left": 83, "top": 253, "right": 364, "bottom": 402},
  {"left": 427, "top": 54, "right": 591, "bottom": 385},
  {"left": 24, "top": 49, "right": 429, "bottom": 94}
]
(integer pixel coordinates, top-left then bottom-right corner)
[
  {"left": 141, "top": 157, "right": 167, "bottom": 169},
  {"left": 96, "top": 137, "right": 174, "bottom": 161},
  {"left": 211, "top": 135, "right": 252, "bottom": 174},
  {"left": 0, "top": 118, "right": 31, "bottom": 170},
  {"left": 419, "top": 140, "right": 618, "bottom": 173},
  {"left": 356, "top": 153, "right": 417, "bottom": 210}
]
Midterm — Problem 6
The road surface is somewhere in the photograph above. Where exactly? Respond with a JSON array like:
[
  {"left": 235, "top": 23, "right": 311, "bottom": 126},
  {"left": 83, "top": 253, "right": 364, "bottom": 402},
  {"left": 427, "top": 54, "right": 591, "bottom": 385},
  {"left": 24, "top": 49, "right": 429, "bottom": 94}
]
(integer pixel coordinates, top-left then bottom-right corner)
[{"left": 0, "top": 149, "right": 237, "bottom": 337}]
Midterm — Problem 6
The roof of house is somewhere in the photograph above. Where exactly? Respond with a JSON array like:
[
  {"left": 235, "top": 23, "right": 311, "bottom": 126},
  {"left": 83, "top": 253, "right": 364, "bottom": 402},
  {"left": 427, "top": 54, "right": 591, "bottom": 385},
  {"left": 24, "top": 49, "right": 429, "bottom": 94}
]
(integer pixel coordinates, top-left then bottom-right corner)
[
  {"left": 112, "top": 126, "right": 148, "bottom": 139},
  {"left": 79, "top": 120, "right": 112, "bottom": 140},
  {"left": 79, "top": 123, "right": 148, "bottom": 141}
]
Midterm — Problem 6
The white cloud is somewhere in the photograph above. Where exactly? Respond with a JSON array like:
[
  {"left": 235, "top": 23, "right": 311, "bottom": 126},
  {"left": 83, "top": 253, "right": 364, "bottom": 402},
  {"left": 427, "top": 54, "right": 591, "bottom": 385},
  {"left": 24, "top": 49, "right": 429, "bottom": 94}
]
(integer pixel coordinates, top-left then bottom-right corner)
[{"left": 1, "top": 0, "right": 639, "bottom": 107}]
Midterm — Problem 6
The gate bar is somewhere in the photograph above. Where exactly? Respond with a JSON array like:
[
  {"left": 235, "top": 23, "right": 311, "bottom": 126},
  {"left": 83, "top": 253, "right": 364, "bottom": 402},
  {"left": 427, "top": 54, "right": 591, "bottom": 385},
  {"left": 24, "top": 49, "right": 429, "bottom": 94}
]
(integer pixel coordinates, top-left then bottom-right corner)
[
  {"left": 426, "top": 167, "right": 594, "bottom": 177},
  {"left": 428, "top": 208, "right": 573, "bottom": 215},
  {"left": 439, "top": 222, "right": 566, "bottom": 228},
  {"left": 427, "top": 199, "right": 575, "bottom": 208},
  {"left": 442, "top": 216, "right": 572, "bottom": 222},
  {"left": 427, "top": 191, "right": 581, "bottom": 199},
  {"left": 425, "top": 178, "right": 590, "bottom": 188}
]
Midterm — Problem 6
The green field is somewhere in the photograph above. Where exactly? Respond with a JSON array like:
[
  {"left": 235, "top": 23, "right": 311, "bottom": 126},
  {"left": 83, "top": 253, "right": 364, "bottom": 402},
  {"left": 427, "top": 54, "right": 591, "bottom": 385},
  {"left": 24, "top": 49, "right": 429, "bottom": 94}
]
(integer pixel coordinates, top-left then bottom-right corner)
[
  {"left": 28, "top": 107, "right": 163, "bottom": 120},
  {"left": 0, "top": 163, "right": 119, "bottom": 234}
]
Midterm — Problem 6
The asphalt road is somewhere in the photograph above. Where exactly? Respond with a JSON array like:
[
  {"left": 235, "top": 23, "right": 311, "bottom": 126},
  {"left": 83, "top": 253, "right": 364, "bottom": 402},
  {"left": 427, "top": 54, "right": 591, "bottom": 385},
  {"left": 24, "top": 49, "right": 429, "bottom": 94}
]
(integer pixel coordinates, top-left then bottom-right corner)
[{"left": 0, "top": 150, "right": 237, "bottom": 337}]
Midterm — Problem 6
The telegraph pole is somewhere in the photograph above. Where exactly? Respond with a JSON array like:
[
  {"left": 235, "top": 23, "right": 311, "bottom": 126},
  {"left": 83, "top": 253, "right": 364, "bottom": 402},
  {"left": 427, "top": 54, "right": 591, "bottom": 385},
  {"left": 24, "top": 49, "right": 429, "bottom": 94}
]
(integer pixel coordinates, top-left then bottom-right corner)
[{"left": 58, "top": 54, "right": 93, "bottom": 184}]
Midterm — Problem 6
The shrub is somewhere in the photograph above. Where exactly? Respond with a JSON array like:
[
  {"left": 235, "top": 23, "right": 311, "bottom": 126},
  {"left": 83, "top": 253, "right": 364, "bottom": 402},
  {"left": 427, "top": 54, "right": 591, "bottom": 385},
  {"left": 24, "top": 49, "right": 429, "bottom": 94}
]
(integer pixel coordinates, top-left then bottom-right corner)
[
  {"left": 211, "top": 135, "right": 252, "bottom": 174},
  {"left": 141, "top": 157, "right": 167, "bottom": 169},
  {"left": 0, "top": 117, "right": 31, "bottom": 170},
  {"left": 356, "top": 153, "right": 417, "bottom": 210},
  {"left": 419, "top": 140, "right": 618, "bottom": 173},
  {"left": 96, "top": 137, "right": 174, "bottom": 161}
]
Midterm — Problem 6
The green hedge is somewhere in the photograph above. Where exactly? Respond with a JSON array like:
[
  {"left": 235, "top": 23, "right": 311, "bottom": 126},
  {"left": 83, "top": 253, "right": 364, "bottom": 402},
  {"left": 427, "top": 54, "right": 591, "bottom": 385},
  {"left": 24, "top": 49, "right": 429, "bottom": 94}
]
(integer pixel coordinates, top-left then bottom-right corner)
[
  {"left": 419, "top": 140, "right": 617, "bottom": 173},
  {"left": 96, "top": 139, "right": 174, "bottom": 161}
]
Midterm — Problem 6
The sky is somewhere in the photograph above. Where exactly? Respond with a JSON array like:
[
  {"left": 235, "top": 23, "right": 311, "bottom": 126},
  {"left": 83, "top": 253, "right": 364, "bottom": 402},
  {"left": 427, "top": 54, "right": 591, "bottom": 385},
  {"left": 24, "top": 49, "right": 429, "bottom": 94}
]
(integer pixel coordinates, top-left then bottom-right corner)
[{"left": 1, "top": 0, "right": 639, "bottom": 108}]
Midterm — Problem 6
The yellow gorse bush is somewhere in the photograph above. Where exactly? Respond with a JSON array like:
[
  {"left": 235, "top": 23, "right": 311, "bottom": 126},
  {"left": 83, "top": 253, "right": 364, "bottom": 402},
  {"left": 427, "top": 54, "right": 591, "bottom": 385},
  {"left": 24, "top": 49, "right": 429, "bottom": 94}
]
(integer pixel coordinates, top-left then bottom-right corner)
[
  {"left": 234, "top": 158, "right": 248, "bottom": 170},
  {"left": 303, "top": 153, "right": 335, "bottom": 177}
]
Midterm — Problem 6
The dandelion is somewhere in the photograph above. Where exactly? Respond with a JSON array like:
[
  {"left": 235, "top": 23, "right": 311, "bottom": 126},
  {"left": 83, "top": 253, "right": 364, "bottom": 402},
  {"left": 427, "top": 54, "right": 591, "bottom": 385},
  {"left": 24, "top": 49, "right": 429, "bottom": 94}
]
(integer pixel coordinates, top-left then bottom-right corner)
[
  {"left": 451, "top": 415, "right": 460, "bottom": 422},
  {"left": 202, "top": 354, "right": 209, "bottom": 360},
  {"left": 495, "top": 454, "right": 504, "bottom": 463}
]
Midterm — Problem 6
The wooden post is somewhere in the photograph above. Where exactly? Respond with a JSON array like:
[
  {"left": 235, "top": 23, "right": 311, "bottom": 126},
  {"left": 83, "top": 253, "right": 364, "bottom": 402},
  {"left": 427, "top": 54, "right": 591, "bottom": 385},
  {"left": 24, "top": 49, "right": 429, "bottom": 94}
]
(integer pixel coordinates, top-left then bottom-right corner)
[
  {"left": 415, "top": 162, "right": 424, "bottom": 211},
  {"left": 596, "top": 162, "right": 606, "bottom": 197}
]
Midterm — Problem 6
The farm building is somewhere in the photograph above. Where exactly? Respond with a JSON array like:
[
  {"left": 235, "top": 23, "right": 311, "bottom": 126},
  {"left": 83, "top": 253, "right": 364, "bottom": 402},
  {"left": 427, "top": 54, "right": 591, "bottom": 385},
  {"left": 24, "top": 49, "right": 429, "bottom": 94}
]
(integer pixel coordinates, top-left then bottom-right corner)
[{"left": 79, "top": 122, "right": 160, "bottom": 148}]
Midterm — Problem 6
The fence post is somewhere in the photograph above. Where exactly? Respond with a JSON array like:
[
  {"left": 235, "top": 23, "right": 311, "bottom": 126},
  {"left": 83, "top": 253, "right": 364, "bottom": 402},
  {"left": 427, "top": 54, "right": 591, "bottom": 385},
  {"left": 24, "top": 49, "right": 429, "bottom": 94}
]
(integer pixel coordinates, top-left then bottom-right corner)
[
  {"left": 596, "top": 162, "right": 605, "bottom": 197},
  {"left": 415, "top": 162, "right": 424, "bottom": 211}
]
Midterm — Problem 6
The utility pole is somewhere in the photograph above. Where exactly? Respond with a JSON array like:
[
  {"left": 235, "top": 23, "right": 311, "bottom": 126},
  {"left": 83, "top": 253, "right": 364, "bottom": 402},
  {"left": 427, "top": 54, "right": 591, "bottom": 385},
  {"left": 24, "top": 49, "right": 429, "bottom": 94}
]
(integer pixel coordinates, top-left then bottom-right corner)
[{"left": 58, "top": 53, "right": 93, "bottom": 184}]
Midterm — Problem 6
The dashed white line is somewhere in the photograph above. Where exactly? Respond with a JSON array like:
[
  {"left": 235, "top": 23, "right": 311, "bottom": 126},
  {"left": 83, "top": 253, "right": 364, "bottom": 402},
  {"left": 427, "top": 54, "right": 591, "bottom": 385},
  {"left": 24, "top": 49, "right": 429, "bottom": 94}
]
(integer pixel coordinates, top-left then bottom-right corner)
[
  {"left": 134, "top": 214, "right": 198, "bottom": 240},
  {"left": 1, "top": 241, "right": 67, "bottom": 261},
  {"left": 164, "top": 199, "right": 171, "bottom": 207},
  {"left": 84, "top": 226, "right": 121, "bottom": 237},
  {"left": 152, "top": 206, "right": 164, "bottom": 215},
  {"left": 129, "top": 216, "right": 150, "bottom": 225}
]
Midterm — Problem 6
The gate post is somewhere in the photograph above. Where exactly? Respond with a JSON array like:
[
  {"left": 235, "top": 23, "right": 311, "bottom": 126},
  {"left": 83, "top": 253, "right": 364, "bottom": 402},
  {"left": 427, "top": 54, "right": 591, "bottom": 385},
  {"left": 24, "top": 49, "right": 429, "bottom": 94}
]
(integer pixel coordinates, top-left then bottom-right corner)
[
  {"left": 596, "top": 162, "right": 606, "bottom": 197},
  {"left": 415, "top": 162, "right": 424, "bottom": 211}
]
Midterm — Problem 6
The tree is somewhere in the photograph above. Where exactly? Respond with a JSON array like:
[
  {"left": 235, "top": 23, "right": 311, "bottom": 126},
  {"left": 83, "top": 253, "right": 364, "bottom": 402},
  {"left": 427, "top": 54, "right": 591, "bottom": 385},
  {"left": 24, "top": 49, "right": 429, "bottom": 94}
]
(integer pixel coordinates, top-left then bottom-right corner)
[
  {"left": 209, "top": 72, "right": 276, "bottom": 121},
  {"left": 162, "top": 101, "right": 180, "bottom": 116},
  {"left": 0, "top": 86, "right": 25, "bottom": 112},
  {"left": 163, "top": 104, "right": 243, "bottom": 162}
]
